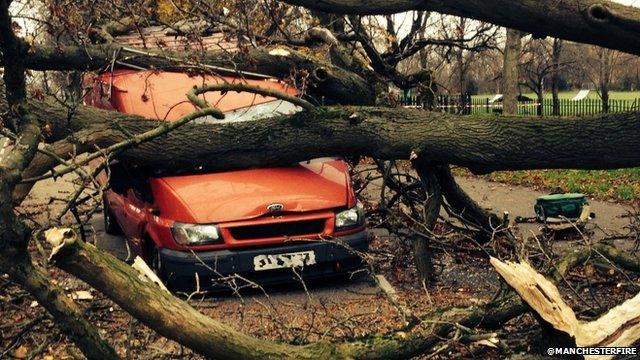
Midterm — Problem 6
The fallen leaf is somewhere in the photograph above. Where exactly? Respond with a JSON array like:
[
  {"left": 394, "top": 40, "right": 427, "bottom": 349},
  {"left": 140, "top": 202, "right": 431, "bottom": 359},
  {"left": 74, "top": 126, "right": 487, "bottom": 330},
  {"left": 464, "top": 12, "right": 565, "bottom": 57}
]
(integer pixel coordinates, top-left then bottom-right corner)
[
  {"left": 473, "top": 339, "right": 498, "bottom": 348},
  {"left": 13, "top": 345, "right": 28, "bottom": 359},
  {"left": 268, "top": 48, "right": 290, "bottom": 56},
  {"left": 70, "top": 290, "right": 93, "bottom": 301}
]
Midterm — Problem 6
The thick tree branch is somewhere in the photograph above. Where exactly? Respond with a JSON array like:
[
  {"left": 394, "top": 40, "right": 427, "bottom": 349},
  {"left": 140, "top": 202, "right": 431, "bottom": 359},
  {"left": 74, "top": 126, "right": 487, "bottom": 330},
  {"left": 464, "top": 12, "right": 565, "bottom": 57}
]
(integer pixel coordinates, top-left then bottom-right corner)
[
  {"left": 551, "top": 243, "right": 640, "bottom": 282},
  {"left": 53, "top": 107, "right": 640, "bottom": 173},
  {"left": 0, "top": 249, "right": 120, "bottom": 360},
  {"left": 434, "top": 166, "right": 504, "bottom": 236},
  {"left": 279, "top": 0, "right": 640, "bottom": 57},
  {"left": 45, "top": 228, "right": 526, "bottom": 360},
  {"left": 410, "top": 161, "right": 442, "bottom": 284},
  {"left": 16, "top": 43, "right": 375, "bottom": 105}
]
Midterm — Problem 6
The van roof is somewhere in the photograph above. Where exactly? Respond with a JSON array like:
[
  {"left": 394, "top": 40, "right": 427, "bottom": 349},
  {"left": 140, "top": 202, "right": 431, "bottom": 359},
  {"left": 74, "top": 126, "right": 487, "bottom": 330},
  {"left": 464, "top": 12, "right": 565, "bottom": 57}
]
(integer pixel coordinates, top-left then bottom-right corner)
[{"left": 115, "top": 25, "right": 239, "bottom": 52}]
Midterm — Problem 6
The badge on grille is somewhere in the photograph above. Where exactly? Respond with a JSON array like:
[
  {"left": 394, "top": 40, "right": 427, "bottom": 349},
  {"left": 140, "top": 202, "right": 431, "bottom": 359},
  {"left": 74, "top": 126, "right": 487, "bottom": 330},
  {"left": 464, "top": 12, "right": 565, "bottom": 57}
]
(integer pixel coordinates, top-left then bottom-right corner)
[{"left": 266, "top": 203, "right": 284, "bottom": 213}]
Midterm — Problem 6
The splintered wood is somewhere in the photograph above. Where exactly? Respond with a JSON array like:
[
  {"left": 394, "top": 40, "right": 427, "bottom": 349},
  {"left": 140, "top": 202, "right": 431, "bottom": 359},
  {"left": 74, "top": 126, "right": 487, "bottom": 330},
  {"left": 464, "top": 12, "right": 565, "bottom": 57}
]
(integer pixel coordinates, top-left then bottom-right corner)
[{"left": 490, "top": 257, "right": 640, "bottom": 360}]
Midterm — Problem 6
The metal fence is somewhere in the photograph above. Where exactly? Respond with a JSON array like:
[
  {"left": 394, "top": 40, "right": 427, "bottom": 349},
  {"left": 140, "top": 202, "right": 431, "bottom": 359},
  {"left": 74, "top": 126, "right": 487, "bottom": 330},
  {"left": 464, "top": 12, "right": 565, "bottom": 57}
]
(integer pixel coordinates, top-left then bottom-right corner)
[{"left": 398, "top": 94, "right": 640, "bottom": 116}]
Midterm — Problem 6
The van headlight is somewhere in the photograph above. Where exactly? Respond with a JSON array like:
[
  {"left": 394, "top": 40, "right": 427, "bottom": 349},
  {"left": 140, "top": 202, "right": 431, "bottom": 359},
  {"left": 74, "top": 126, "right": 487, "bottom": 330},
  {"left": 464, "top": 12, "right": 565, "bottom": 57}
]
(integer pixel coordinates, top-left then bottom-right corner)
[
  {"left": 334, "top": 202, "right": 365, "bottom": 230},
  {"left": 171, "top": 222, "right": 222, "bottom": 245}
]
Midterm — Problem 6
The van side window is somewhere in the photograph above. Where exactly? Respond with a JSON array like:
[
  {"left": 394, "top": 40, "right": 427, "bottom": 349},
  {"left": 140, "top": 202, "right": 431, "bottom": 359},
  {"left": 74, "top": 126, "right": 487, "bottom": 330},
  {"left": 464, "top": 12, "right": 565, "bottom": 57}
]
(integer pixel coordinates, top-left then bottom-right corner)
[
  {"left": 129, "top": 166, "right": 154, "bottom": 204},
  {"left": 108, "top": 161, "right": 129, "bottom": 195},
  {"left": 108, "top": 162, "right": 153, "bottom": 203}
]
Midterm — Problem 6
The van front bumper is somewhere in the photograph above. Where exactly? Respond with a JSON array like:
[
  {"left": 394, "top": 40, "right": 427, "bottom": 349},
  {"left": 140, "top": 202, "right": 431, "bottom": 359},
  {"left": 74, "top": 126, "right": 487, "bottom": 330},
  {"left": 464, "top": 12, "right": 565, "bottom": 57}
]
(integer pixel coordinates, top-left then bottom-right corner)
[{"left": 159, "top": 231, "right": 368, "bottom": 291}]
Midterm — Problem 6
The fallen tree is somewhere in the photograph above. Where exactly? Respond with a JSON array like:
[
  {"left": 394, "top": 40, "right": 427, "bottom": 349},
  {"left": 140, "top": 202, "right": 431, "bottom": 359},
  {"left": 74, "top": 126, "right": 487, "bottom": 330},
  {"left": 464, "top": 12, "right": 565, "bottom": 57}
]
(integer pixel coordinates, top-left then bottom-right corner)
[
  {"left": 8, "top": 81, "right": 640, "bottom": 204},
  {"left": 16, "top": 92, "right": 640, "bottom": 175}
]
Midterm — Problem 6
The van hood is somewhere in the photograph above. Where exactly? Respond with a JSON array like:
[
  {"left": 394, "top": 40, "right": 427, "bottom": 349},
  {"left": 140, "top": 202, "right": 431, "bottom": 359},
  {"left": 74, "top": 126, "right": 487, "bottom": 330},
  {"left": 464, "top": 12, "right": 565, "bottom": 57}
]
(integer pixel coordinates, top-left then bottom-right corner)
[{"left": 155, "top": 159, "right": 349, "bottom": 223}]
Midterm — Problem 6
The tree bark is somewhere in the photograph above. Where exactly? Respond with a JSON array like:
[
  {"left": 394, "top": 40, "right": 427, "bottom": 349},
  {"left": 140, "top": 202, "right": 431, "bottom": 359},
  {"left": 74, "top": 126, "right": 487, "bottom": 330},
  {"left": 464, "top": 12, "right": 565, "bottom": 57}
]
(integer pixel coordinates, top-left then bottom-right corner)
[
  {"left": 65, "top": 107, "right": 640, "bottom": 172},
  {"left": 601, "top": 82, "right": 610, "bottom": 113},
  {"left": 0, "top": 1, "right": 118, "bottom": 357},
  {"left": 551, "top": 39, "right": 563, "bottom": 116},
  {"left": 279, "top": 0, "right": 640, "bottom": 57},
  {"left": 501, "top": 28, "right": 522, "bottom": 115},
  {"left": 536, "top": 87, "right": 544, "bottom": 117},
  {"left": 410, "top": 162, "right": 442, "bottom": 284},
  {"left": 550, "top": 243, "right": 640, "bottom": 282}
]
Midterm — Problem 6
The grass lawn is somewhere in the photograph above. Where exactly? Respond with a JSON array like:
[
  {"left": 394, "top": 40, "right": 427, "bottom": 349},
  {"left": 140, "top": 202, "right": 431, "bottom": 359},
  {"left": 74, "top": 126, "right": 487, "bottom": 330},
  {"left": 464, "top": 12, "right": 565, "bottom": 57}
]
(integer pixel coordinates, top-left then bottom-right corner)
[
  {"left": 472, "top": 91, "right": 640, "bottom": 101},
  {"left": 480, "top": 169, "right": 640, "bottom": 202}
]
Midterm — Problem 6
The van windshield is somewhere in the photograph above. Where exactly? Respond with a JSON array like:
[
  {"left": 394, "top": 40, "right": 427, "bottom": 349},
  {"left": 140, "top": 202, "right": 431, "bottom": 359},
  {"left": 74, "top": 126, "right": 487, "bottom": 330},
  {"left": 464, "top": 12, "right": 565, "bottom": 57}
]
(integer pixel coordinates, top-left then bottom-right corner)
[{"left": 193, "top": 99, "right": 302, "bottom": 124}]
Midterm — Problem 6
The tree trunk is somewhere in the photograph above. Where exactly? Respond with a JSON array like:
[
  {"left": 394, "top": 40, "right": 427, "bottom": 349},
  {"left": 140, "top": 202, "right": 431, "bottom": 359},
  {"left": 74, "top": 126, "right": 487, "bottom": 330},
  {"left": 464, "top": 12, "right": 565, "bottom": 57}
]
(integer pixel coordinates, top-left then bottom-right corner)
[
  {"left": 536, "top": 88, "right": 544, "bottom": 116},
  {"left": 601, "top": 83, "right": 610, "bottom": 113},
  {"left": 10, "top": 91, "right": 640, "bottom": 201},
  {"left": 551, "top": 39, "right": 563, "bottom": 116},
  {"left": 501, "top": 28, "right": 522, "bottom": 115},
  {"left": 62, "top": 108, "right": 640, "bottom": 172}
]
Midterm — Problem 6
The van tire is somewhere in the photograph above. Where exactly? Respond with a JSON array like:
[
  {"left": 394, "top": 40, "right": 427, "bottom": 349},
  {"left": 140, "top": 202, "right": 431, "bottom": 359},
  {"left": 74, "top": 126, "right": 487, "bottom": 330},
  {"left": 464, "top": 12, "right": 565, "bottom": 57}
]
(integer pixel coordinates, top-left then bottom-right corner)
[
  {"left": 103, "top": 197, "right": 122, "bottom": 235},
  {"left": 145, "top": 240, "right": 168, "bottom": 286}
]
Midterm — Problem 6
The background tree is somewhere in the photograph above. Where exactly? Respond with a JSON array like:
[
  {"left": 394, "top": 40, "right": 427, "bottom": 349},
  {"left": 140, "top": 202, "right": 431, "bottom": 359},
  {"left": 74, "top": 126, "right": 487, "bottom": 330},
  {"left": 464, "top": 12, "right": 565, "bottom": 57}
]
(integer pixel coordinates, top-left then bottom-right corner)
[
  {"left": 520, "top": 38, "right": 571, "bottom": 116},
  {"left": 583, "top": 46, "right": 624, "bottom": 113},
  {"left": 550, "top": 38, "right": 564, "bottom": 115},
  {"left": 501, "top": 28, "right": 522, "bottom": 115}
]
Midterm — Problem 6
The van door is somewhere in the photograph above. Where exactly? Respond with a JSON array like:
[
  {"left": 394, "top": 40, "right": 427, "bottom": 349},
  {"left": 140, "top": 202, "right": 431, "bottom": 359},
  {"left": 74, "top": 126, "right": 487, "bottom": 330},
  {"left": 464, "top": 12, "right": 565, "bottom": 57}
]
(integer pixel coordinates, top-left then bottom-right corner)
[
  {"left": 121, "top": 189, "right": 147, "bottom": 253},
  {"left": 120, "top": 166, "right": 153, "bottom": 253},
  {"left": 106, "top": 161, "right": 130, "bottom": 232}
]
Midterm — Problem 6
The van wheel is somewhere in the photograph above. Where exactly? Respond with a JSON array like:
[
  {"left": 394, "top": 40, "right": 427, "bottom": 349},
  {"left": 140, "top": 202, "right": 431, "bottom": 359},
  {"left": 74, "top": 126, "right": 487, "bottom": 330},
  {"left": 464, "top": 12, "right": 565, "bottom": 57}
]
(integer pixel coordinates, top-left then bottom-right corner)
[
  {"left": 103, "top": 197, "right": 122, "bottom": 235},
  {"left": 146, "top": 242, "right": 166, "bottom": 282}
]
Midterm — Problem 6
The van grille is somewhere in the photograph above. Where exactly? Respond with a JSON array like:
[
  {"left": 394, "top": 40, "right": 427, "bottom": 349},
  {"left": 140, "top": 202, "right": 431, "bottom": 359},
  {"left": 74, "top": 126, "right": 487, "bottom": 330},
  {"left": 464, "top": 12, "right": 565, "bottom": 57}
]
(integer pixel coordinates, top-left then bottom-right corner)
[{"left": 229, "top": 219, "right": 326, "bottom": 240}]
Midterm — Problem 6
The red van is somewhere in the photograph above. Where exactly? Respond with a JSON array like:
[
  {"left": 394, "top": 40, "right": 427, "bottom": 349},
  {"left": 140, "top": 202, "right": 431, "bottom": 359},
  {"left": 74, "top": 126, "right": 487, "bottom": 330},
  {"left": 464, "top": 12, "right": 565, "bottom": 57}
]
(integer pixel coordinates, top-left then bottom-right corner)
[{"left": 87, "top": 70, "right": 368, "bottom": 291}]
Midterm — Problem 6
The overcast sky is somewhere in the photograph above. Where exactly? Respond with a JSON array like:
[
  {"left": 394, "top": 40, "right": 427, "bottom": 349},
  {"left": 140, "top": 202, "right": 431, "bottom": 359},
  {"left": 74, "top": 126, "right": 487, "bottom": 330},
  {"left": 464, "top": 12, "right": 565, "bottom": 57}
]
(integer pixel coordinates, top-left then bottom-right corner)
[{"left": 615, "top": 0, "right": 640, "bottom": 5}]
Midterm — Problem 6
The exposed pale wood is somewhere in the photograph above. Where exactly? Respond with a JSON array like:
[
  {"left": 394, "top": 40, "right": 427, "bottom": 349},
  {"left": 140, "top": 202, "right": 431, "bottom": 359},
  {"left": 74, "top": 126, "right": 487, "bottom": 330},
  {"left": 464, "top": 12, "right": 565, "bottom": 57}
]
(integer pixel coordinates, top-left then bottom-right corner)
[
  {"left": 131, "top": 256, "right": 169, "bottom": 293},
  {"left": 490, "top": 258, "right": 578, "bottom": 335},
  {"left": 490, "top": 257, "right": 640, "bottom": 360},
  {"left": 376, "top": 275, "right": 398, "bottom": 295}
]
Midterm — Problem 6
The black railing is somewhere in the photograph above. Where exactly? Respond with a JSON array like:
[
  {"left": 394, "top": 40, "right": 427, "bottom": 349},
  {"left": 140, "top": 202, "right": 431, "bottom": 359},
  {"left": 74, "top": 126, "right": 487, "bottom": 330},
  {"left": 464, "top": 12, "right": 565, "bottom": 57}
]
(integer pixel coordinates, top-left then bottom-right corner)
[{"left": 397, "top": 94, "right": 640, "bottom": 116}]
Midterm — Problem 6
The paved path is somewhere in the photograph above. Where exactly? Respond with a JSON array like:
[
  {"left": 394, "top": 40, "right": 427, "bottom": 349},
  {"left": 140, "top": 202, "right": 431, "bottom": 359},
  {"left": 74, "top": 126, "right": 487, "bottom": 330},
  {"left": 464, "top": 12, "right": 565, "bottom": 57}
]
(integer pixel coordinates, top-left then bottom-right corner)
[{"left": 455, "top": 176, "right": 633, "bottom": 241}]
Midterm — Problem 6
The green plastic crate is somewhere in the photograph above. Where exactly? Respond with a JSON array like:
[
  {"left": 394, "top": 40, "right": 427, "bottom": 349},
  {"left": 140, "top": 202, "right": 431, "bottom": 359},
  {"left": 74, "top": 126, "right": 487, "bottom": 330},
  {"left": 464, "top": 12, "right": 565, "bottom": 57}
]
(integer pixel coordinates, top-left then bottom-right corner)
[{"left": 534, "top": 193, "right": 588, "bottom": 221}]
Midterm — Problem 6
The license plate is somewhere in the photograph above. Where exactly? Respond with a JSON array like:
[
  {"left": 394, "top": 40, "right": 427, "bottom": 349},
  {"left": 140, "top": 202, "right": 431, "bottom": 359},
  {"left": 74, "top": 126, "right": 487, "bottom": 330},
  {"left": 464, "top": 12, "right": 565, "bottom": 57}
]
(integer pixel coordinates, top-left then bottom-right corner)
[{"left": 253, "top": 251, "right": 316, "bottom": 271}]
